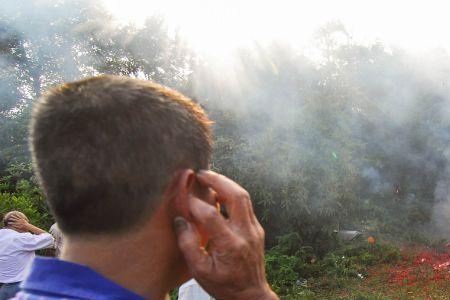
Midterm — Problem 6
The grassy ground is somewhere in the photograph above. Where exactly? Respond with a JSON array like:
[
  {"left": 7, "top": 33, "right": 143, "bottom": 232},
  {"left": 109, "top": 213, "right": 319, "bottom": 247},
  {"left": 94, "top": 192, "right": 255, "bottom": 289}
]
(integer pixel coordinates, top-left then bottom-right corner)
[
  {"left": 170, "top": 242, "right": 450, "bottom": 299},
  {"left": 314, "top": 246, "right": 450, "bottom": 300},
  {"left": 315, "top": 268, "right": 450, "bottom": 299}
]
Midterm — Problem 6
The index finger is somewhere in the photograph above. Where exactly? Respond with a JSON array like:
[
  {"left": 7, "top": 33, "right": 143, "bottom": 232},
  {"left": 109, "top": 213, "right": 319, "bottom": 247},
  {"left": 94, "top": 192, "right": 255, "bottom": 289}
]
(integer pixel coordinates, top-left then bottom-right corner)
[
  {"left": 188, "top": 195, "right": 233, "bottom": 242},
  {"left": 196, "top": 170, "right": 253, "bottom": 225}
]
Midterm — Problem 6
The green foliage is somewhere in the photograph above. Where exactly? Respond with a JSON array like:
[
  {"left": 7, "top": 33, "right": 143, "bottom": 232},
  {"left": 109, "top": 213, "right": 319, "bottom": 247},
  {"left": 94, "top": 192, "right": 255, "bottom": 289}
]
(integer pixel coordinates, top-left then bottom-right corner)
[
  {"left": 0, "top": 192, "right": 51, "bottom": 229},
  {"left": 317, "top": 242, "right": 401, "bottom": 288},
  {"left": 265, "top": 233, "right": 402, "bottom": 297},
  {"left": 266, "top": 250, "right": 301, "bottom": 294},
  {"left": 0, "top": 0, "right": 193, "bottom": 168},
  {"left": 1, "top": 1, "right": 449, "bottom": 250},
  {"left": 169, "top": 288, "right": 178, "bottom": 299},
  {"left": 1, "top": 4, "right": 450, "bottom": 298},
  {"left": 0, "top": 162, "right": 52, "bottom": 229}
]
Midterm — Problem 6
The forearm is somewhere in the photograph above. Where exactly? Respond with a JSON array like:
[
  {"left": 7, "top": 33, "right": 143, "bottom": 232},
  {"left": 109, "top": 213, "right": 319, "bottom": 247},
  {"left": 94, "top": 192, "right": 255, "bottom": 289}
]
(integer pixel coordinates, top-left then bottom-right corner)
[{"left": 26, "top": 224, "right": 47, "bottom": 235}]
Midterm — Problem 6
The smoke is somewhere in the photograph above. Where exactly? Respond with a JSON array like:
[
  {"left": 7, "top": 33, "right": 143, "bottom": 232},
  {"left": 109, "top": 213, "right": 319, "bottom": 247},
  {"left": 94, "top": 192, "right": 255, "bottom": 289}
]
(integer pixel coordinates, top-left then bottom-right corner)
[
  {"left": 2, "top": 1, "right": 450, "bottom": 240},
  {"left": 189, "top": 29, "right": 450, "bottom": 238},
  {"left": 0, "top": 0, "right": 192, "bottom": 162},
  {"left": 0, "top": 0, "right": 105, "bottom": 99},
  {"left": 361, "top": 167, "right": 390, "bottom": 194},
  {"left": 432, "top": 147, "right": 450, "bottom": 237}
]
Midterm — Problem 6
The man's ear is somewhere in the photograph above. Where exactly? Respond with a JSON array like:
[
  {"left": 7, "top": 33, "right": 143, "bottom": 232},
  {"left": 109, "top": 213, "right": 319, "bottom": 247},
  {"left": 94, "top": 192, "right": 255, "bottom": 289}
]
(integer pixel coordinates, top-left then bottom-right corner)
[{"left": 171, "top": 169, "right": 196, "bottom": 220}]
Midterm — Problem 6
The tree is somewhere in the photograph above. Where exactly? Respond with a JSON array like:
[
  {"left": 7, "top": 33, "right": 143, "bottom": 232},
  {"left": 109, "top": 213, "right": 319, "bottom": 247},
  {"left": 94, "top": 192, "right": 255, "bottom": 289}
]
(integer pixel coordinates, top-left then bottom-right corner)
[{"left": 0, "top": 0, "right": 194, "bottom": 168}]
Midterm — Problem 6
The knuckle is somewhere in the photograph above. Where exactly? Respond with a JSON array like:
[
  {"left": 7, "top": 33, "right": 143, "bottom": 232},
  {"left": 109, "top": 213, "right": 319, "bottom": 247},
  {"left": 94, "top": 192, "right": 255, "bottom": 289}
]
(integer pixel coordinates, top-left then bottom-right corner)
[
  {"left": 248, "top": 228, "right": 260, "bottom": 242},
  {"left": 230, "top": 187, "right": 250, "bottom": 201},
  {"left": 249, "top": 226, "right": 263, "bottom": 242},
  {"left": 232, "top": 238, "right": 248, "bottom": 251},
  {"left": 249, "top": 222, "right": 265, "bottom": 241},
  {"left": 243, "top": 192, "right": 253, "bottom": 207},
  {"left": 240, "top": 189, "right": 251, "bottom": 200},
  {"left": 258, "top": 226, "right": 265, "bottom": 240},
  {"left": 235, "top": 189, "right": 252, "bottom": 206},
  {"left": 204, "top": 206, "right": 220, "bottom": 222}
]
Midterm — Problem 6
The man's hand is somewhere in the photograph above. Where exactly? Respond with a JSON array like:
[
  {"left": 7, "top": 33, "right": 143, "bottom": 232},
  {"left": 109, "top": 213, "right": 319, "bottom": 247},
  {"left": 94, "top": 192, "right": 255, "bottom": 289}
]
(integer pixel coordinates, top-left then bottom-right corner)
[
  {"left": 8, "top": 215, "right": 30, "bottom": 232},
  {"left": 174, "top": 171, "right": 278, "bottom": 300},
  {"left": 8, "top": 215, "right": 46, "bottom": 235}
]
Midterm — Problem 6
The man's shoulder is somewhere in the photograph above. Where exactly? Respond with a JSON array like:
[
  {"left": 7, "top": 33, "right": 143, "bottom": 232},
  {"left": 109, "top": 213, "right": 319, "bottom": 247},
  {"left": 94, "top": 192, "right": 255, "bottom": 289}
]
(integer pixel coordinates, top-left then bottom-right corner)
[
  {"left": 0, "top": 228, "right": 30, "bottom": 240},
  {"left": 0, "top": 228, "right": 18, "bottom": 235},
  {"left": 20, "top": 257, "right": 145, "bottom": 300}
]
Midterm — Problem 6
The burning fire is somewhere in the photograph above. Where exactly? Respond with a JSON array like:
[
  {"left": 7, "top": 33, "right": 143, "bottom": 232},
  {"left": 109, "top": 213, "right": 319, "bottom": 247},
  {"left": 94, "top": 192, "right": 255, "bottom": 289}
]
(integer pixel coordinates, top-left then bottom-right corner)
[{"left": 387, "top": 245, "right": 450, "bottom": 286}]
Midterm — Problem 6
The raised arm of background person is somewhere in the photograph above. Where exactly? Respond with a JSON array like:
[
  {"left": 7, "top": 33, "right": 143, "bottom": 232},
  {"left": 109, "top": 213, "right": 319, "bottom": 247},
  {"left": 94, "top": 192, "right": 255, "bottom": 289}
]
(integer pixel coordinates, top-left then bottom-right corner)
[
  {"left": 174, "top": 171, "right": 279, "bottom": 300},
  {"left": 8, "top": 215, "right": 47, "bottom": 235},
  {"left": 8, "top": 217, "right": 54, "bottom": 250}
]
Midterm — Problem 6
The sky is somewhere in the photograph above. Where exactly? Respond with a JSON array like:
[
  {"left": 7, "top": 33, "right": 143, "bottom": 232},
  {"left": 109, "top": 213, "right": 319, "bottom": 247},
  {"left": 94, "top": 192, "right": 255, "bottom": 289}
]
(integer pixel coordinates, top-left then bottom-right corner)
[{"left": 103, "top": 0, "right": 449, "bottom": 55}]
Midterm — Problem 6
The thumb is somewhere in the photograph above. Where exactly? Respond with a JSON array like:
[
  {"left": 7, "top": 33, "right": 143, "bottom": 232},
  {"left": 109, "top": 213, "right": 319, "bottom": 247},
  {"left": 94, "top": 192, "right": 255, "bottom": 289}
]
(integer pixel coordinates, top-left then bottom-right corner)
[{"left": 174, "top": 217, "right": 211, "bottom": 273}]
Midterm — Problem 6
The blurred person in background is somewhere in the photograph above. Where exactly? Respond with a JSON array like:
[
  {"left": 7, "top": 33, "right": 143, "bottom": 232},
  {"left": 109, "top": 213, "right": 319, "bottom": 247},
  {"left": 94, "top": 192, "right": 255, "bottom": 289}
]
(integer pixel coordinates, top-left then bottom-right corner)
[
  {"left": 49, "top": 223, "right": 64, "bottom": 257},
  {"left": 0, "top": 211, "right": 54, "bottom": 300},
  {"left": 178, "top": 279, "right": 214, "bottom": 300}
]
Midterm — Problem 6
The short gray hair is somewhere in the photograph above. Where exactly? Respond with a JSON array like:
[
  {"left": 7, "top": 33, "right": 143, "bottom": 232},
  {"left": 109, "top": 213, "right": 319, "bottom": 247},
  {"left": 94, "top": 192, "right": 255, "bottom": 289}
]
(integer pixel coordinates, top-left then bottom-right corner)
[{"left": 3, "top": 211, "right": 28, "bottom": 227}]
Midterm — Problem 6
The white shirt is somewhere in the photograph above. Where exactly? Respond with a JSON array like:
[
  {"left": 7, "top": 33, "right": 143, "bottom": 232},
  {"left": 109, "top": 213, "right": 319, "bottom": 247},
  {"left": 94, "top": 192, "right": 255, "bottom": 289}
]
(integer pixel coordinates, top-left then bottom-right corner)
[
  {"left": 178, "top": 279, "right": 215, "bottom": 300},
  {"left": 0, "top": 228, "right": 54, "bottom": 283}
]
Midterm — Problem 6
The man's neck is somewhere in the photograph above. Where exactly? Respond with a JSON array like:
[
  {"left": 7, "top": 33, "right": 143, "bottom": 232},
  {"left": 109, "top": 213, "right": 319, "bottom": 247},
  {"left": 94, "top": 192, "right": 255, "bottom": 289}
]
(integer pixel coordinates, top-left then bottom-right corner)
[{"left": 61, "top": 215, "right": 181, "bottom": 300}]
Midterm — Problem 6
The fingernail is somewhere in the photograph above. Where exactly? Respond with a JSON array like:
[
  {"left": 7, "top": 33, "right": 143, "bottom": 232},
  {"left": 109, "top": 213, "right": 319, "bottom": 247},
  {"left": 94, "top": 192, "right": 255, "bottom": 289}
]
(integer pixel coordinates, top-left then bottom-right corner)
[
  {"left": 197, "top": 170, "right": 206, "bottom": 176},
  {"left": 197, "top": 170, "right": 211, "bottom": 179},
  {"left": 174, "top": 217, "right": 188, "bottom": 232}
]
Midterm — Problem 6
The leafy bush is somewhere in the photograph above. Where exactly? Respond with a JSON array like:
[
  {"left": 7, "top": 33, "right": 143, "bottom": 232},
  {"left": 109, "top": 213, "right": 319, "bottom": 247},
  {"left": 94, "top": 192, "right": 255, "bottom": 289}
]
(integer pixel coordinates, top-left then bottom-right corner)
[
  {"left": 266, "top": 249, "right": 301, "bottom": 294},
  {"left": 0, "top": 192, "right": 52, "bottom": 229},
  {"left": 0, "top": 163, "right": 53, "bottom": 229},
  {"left": 265, "top": 233, "right": 403, "bottom": 297}
]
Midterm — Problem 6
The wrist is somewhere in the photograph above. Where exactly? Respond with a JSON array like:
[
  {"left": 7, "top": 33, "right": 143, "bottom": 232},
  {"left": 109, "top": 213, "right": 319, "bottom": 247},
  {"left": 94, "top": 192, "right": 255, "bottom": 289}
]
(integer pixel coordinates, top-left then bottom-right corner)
[
  {"left": 255, "top": 288, "right": 278, "bottom": 300},
  {"left": 234, "top": 285, "right": 278, "bottom": 300},
  {"left": 25, "top": 223, "right": 33, "bottom": 231},
  {"left": 27, "top": 223, "right": 45, "bottom": 234}
]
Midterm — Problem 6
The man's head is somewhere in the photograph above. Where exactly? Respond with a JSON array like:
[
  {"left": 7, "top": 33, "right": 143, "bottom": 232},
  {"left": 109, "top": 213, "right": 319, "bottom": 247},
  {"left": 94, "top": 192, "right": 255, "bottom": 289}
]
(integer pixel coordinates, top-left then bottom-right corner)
[
  {"left": 3, "top": 211, "right": 28, "bottom": 228},
  {"left": 30, "top": 76, "right": 212, "bottom": 236}
]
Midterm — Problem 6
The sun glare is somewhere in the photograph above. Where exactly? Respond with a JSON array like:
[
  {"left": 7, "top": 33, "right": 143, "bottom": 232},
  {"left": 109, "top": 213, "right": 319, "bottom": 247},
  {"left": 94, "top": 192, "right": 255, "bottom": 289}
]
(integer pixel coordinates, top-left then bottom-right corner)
[{"left": 103, "top": 0, "right": 450, "bottom": 56}]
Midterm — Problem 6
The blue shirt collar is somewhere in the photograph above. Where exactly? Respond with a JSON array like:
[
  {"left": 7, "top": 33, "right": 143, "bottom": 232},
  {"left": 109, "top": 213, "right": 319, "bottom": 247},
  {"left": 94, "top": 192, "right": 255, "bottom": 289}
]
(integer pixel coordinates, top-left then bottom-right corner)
[{"left": 22, "top": 257, "right": 146, "bottom": 300}]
